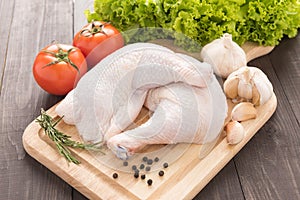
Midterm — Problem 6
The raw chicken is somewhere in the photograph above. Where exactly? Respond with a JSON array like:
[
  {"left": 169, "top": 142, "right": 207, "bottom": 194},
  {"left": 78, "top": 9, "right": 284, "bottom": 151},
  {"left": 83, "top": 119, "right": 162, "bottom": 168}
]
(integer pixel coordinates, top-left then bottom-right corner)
[{"left": 55, "top": 43, "right": 227, "bottom": 159}]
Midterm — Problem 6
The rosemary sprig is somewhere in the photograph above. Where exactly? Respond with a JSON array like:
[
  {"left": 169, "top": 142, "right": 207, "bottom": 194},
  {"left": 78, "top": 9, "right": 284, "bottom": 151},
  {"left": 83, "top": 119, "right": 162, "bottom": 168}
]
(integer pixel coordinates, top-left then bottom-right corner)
[{"left": 36, "top": 109, "right": 104, "bottom": 164}]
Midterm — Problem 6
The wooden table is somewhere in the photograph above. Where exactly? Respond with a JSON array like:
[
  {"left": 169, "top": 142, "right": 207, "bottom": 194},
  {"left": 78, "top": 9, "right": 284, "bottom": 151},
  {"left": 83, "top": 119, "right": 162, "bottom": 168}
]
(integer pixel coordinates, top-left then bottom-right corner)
[{"left": 1, "top": 0, "right": 299, "bottom": 199}]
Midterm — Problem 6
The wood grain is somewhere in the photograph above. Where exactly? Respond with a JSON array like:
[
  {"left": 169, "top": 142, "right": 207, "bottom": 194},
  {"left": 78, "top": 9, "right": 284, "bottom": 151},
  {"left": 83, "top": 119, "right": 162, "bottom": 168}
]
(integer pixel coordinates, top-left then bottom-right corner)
[
  {"left": 0, "top": 0, "right": 298, "bottom": 199},
  {"left": 269, "top": 34, "right": 300, "bottom": 122},
  {"left": 233, "top": 39, "right": 300, "bottom": 200},
  {"left": 194, "top": 161, "right": 244, "bottom": 200},
  {"left": 22, "top": 94, "right": 277, "bottom": 200},
  {"left": 74, "top": 0, "right": 94, "bottom": 34},
  {"left": 0, "top": 0, "right": 15, "bottom": 93},
  {"left": 0, "top": 0, "right": 72, "bottom": 199},
  {"left": 34, "top": 1, "right": 279, "bottom": 200},
  {"left": 73, "top": 2, "right": 94, "bottom": 198},
  {"left": 241, "top": 42, "right": 274, "bottom": 63}
]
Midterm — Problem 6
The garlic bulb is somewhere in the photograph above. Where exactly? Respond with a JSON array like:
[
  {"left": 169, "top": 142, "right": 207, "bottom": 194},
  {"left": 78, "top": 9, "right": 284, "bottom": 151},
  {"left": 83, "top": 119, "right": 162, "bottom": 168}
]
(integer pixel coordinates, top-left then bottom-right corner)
[
  {"left": 225, "top": 121, "right": 245, "bottom": 145},
  {"left": 224, "top": 66, "right": 273, "bottom": 106},
  {"left": 200, "top": 33, "right": 247, "bottom": 78}
]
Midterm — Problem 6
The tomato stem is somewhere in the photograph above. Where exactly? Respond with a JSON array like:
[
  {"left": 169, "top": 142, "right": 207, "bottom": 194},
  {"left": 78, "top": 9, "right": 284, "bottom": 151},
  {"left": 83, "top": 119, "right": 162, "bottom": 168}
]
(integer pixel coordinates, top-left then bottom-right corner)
[
  {"left": 42, "top": 45, "right": 80, "bottom": 73},
  {"left": 80, "top": 21, "right": 110, "bottom": 37},
  {"left": 43, "top": 60, "right": 60, "bottom": 68}
]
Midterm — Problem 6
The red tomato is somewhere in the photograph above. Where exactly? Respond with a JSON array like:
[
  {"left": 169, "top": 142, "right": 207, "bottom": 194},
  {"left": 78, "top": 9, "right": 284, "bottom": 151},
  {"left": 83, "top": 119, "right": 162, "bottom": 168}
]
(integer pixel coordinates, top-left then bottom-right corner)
[
  {"left": 73, "top": 21, "right": 124, "bottom": 67},
  {"left": 33, "top": 44, "right": 87, "bottom": 95}
]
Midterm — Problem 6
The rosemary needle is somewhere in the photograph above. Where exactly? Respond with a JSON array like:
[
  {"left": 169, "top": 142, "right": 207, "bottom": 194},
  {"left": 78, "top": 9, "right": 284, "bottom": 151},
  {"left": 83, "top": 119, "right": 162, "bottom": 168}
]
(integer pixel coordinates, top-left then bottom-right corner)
[{"left": 36, "top": 108, "right": 104, "bottom": 164}]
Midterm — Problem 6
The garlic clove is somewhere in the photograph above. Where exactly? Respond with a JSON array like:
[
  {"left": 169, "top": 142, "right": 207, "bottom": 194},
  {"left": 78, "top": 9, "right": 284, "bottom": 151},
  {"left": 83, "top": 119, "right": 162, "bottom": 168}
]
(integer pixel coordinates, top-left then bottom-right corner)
[
  {"left": 231, "top": 102, "right": 257, "bottom": 122},
  {"left": 225, "top": 66, "right": 273, "bottom": 106},
  {"left": 251, "top": 68, "right": 273, "bottom": 105},
  {"left": 237, "top": 67, "right": 253, "bottom": 99},
  {"left": 237, "top": 79, "right": 253, "bottom": 100},
  {"left": 241, "top": 67, "right": 252, "bottom": 82},
  {"left": 252, "top": 84, "right": 260, "bottom": 106},
  {"left": 225, "top": 121, "right": 245, "bottom": 145},
  {"left": 224, "top": 76, "right": 239, "bottom": 99},
  {"left": 231, "top": 97, "right": 246, "bottom": 104}
]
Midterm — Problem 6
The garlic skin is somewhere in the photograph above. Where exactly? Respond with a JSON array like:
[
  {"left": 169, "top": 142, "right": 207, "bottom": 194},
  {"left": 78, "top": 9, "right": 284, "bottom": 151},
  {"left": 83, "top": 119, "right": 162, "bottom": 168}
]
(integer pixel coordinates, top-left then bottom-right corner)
[
  {"left": 224, "top": 66, "right": 273, "bottom": 106},
  {"left": 225, "top": 121, "right": 245, "bottom": 145},
  {"left": 200, "top": 33, "right": 247, "bottom": 78}
]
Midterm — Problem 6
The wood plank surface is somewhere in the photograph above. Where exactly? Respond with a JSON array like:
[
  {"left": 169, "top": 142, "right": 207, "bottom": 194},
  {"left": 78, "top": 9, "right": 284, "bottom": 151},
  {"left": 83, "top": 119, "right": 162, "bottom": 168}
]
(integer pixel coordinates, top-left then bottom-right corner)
[
  {"left": 0, "top": 0, "right": 299, "bottom": 199},
  {"left": 198, "top": 34, "right": 300, "bottom": 200},
  {"left": 0, "top": 0, "right": 15, "bottom": 92},
  {"left": 233, "top": 37, "right": 300, "bottom": 200},
  {"left": 74, "top": 0, "right": 94, "bottom": 34},
  {"left": 22, "top": 93, "right": 277, "bottom": 200},
  {"left": 194, "top": 161, "right": 244, "bottom": 200},
  {"left": 0, "top": 0, "right": 73, "bottom": 199},
  {"left": 269, "top": 35, "right": 300, "bottom": 122},
  {"left": 70, "top": 2, "right": 274, "bottom": 200}
]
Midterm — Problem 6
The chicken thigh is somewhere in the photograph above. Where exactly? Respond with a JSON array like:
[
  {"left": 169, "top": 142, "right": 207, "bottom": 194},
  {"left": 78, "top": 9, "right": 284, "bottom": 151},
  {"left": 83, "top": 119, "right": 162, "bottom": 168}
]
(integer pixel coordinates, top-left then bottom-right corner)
[
  {"left": 107, "top": 78, "right": 227, "bottom": 159},
  {"left": 55, "top": 43, "right": 227, "bottom": 159}
]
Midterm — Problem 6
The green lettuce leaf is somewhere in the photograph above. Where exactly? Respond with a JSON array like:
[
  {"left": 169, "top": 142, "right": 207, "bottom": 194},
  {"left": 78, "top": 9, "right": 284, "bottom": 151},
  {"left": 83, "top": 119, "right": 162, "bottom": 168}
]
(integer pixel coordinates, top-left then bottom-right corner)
[{"left": 85, "top": 0, "right": 300, "bottom": 48}]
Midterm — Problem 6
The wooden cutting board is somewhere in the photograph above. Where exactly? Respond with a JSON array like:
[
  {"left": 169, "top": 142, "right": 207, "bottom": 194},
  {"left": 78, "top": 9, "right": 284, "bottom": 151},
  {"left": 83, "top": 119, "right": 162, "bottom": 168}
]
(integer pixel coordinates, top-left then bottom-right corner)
[{"left": 22, "top": 43, "right": 276, "bottom": 200}]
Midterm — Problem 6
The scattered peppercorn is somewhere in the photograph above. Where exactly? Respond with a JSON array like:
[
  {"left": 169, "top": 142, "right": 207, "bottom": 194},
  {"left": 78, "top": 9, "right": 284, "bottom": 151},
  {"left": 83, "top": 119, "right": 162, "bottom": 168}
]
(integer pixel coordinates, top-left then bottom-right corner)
[
  {"left": 134, "top": 171, "right": 139, "bottom": 178},
  {"left": 141, "top": 174, "right": 146, "bottom": 180},
  {"left": 154, "top": 157, "right": 159, "bottom": 162},
  {"left": 158, "top": 170, "right": 164, "bottom": 176},
  {"left": 147, "top": 159, "right": 153, "bottom": 165},
  {"left": 112, "top": 173, "right": 118, "bottom": 179},
  {"left": 147, "top": 179, "right": 153, "bottom": 186},
  {"left": 145, "top": 166, "right": 151, "bottom": 171},
  {"left": 132, "top": 165, "right": 137, "bottom": 170},
  {"left": 142, "top": 156, "right": 148, "bottom": 162},
  {"left": 163, "top": 162, "right": 168, "bottom": 168},
  {"left": 123, "top": 161, "right": 128, "bottom": 166},
  {"left": 139, "top": 164, "right": 145, "bottom": 170}
]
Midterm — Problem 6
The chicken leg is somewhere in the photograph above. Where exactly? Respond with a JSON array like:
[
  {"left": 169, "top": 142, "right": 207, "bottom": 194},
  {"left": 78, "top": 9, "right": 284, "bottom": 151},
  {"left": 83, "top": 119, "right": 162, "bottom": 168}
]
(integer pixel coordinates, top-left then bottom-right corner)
[
  {"left": 55, "top": 43, "right": 226, "bottom": 159},
  {"left": 107, "top": 76, "right": 227, "bottom": 160},
  {"left": 55, "top": 43, "right": 213, "bottom": 141}
]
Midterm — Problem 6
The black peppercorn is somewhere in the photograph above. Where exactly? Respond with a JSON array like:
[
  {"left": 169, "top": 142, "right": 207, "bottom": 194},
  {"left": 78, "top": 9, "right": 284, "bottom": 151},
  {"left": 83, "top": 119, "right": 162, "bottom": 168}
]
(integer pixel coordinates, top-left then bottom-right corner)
[
  {"left": 163, "top": 162, "right": 168, "bottom": 168},
  {"left": 123, "top": 161, "right": 128, "bottom": 166},
  {"left": 139, "top": 164, "right": 145, "bottom": 169},
  {"left": 141, "top": 174, "right": 146, "bottom": 180},
  {"left": 145, "top": 166, "right": 151, "bottom": 171},
  {"left": 112, "top": 173, "right": 118, "bottom": 179},
  {"left": 147, "top": 179, "right": 153, "bottom": 186},
  {"left": 158, "top": 170, "right": 164, "bottom": 176},
  {"left": 147, "top": 159, "right": 153, "bottom": 165},
  {"left": 142, "top": 156, "right": 148, "bottom": 162},
  {"left": 154, "top": 157, "right": 159, "bottom": 162},
  {"left": 132, "top": 165, "right": 137, "bottom": 170},
  {"left": 134, "top": 171, "right": 139, "bottom": 178}
]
